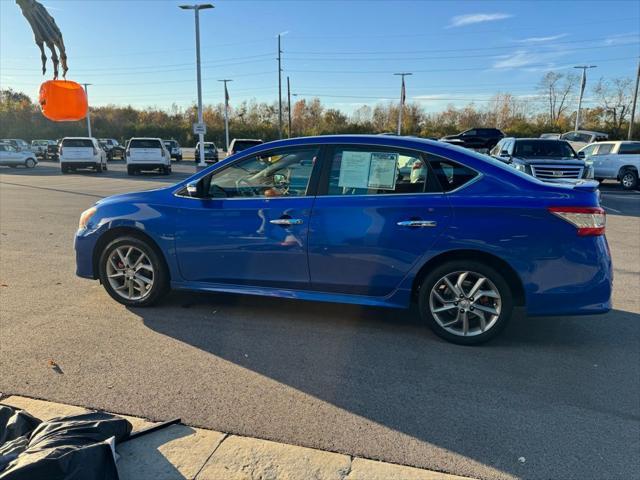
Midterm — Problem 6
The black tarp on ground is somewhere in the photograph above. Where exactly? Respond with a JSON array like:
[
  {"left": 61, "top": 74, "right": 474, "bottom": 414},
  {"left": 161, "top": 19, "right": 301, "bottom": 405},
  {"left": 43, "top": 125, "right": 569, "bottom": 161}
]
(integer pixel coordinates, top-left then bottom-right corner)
[{"left": 0, "top": 405, "right": 132, "bottom": 480}]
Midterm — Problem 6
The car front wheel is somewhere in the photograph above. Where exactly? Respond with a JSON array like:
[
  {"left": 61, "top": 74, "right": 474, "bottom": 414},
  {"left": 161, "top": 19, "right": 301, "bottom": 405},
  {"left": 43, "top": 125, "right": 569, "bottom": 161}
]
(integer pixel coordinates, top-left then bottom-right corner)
[
  {"left": 99, "top": 236, "right": 169, "bottom": 307},
  {"left": 620, "top": 169, "right": 638, "bottom": 190},
  {"left": 418, "top": 260, "right": 513, "bottom": 345},
  {"left": 25, "top": 158, "right": 36, "bottom": 168}
]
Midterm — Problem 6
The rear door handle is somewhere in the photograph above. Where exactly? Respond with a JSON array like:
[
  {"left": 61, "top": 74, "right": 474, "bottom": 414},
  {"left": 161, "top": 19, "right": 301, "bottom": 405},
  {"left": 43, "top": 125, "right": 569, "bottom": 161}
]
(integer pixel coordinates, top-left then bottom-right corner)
[
  {"left": 397, "top": 220, "right": 437, "bottom": 228},
  {"left": 270, "top": 218, "right": 303, "bottom": 226}
]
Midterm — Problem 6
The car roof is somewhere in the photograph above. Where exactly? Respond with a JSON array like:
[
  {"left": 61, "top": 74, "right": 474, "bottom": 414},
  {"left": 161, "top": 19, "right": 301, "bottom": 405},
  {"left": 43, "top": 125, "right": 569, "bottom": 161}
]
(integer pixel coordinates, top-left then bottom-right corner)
[
  {"left": 569, "top": 130, "right": 608, "bottom": 136},
  {"left": 63, "top": 137, "right": 94, "bottom": 140},
  {"left": 232, "top": 138, "right": 262, "bottom": 142}
]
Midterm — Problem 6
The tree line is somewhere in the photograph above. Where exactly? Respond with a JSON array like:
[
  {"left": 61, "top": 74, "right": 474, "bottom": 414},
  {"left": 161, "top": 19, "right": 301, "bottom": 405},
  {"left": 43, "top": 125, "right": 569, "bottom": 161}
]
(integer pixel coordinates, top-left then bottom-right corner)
[{"left": 1, "top": 71, "right": 637, "bottom": 146}]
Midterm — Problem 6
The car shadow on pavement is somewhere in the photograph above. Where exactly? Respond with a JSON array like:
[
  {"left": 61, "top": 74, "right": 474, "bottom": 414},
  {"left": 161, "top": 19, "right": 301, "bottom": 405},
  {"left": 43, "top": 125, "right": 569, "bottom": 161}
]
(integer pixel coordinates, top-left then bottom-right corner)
[{"left": 136, "top": 291, "right": 640, "bottom": 479}]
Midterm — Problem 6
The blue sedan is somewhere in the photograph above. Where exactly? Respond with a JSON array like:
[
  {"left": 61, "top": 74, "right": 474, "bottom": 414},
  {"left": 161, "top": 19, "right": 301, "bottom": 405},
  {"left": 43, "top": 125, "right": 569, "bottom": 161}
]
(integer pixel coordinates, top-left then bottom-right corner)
[{"left": 75, "top": 135, "right": 612, "bottom": 345}]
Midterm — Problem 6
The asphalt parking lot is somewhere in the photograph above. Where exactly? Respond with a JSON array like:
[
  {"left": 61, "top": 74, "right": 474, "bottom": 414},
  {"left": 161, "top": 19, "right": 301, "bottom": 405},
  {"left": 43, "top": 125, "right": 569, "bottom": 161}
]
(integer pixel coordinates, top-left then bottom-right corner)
[{"left": 0, "top": 161, "right": 638, "bottom": 480}]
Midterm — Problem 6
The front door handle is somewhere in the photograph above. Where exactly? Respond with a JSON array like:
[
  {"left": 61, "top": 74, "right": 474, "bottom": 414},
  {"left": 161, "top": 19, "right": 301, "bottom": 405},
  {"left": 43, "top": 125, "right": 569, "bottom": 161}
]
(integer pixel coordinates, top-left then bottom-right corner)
[
  {"left": 270, "top": 218, "right": 303, "bottom": 226},
  {"left": 397, "top": 220, "right": 437, "bottom": 228}
]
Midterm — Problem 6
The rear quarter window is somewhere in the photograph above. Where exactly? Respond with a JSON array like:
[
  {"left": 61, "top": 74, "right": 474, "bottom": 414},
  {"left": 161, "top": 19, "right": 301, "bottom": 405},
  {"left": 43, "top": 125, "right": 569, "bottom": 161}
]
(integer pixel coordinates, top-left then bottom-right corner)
[
  {"left": 130, "top": 139, "right": 162, "bottom": 149},
  {"left": 618, "top": 143, "right": 640, "bottom": 155},
  {"left": 428, "top": 156, "right": 478, "bottom": 192},
  {"left": 62, "top": 139, "right": 93, "bottom": 147}
]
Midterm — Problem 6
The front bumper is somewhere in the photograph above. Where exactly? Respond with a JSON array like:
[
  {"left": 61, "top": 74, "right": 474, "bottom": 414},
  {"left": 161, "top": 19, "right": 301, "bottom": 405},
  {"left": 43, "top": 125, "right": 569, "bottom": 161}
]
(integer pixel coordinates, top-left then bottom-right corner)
[{"left": 75, "top": 228, "right": 100, "bottom": 279}]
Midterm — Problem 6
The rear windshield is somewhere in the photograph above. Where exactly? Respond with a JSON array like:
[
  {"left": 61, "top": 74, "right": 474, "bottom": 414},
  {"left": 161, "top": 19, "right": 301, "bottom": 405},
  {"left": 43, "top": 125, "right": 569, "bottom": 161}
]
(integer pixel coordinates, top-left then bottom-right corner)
[
  {"left": 164, "top": 141, "right": 177, "bottom": 148},
  {"left": 62, "top": 139, "right": 93, "bottom": 147},
  {"left": 514, "top": 140, "right": 576, "bottom": 158},
  {"left": 130, "top": 139, "right": 162, "bottom": 149},
  {"left": 234, "top": 141, "right": 262, "bottom": 151}
]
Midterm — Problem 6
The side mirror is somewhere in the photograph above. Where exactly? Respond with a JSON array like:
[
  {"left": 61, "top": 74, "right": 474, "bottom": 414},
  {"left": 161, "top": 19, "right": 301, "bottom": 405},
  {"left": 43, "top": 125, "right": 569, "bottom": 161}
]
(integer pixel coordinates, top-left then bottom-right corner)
[
  {"left": 186, "top": 181, "right": 199, "bottom": 197},
  {"left": 577, "top": 151, "right": 585, "bottom": 159}
]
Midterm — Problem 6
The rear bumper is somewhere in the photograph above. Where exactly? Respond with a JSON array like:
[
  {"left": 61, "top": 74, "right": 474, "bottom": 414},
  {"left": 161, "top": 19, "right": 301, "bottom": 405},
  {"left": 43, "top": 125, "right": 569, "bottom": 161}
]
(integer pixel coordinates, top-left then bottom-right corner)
[
  {"left": 61, "top": 161, "right": 99, "bottom": 168},
  {"left": 128, "top": 163, "right": 168, "bottom": 169}
]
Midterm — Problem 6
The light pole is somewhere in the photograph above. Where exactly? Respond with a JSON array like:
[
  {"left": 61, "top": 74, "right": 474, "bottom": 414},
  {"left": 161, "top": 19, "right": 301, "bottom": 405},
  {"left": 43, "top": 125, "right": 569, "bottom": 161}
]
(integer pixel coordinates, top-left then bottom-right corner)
[
  {"left": 628, "top": 59, "right": 639, "bottom": 140},
  {"left": 394, "top": 73, "right": 411, "bottom": 135},
  {"left": 287, "top": 76, "right": 292, "bottom": 138},
  {"left": 277, "top": 34, "right": 283, "bottom": 139},
  {"left": 82, "top": 83, "right": 92, "bottom": 137},
  {"left": 180, "top": 3, "right": 214, "bottom": 168},
  {"left": 574, "top": 65, "right": 596, "bottom": 131},
  {"left": 218, "top": 79, "right": 232, "bottom": 151}
]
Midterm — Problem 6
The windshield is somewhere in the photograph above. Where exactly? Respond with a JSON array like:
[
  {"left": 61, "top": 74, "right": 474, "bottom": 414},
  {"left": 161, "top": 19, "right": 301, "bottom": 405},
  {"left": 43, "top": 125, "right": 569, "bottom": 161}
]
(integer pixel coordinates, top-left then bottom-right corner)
[
  {"left": 514, "top": 140, "right": 576, "bottom": 158},
  {"left": 234, "top": 140, "right": 262, "bottom": 151}
]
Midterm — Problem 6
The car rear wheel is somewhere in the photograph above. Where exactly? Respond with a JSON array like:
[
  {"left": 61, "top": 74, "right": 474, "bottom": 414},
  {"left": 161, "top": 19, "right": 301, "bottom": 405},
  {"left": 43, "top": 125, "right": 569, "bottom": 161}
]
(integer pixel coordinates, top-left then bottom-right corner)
[
  {"left": 620, "top": 169, "right": 638, "bottom": 190},
  {"left": 25, "top": 158, "right": 36, "bottom": 168},
  {"left": 418, "top": 260, "right": 513, "bottom": 345},
  {"left": 99, "top": 236, "right": 169, "bottom": 307},
  {"left": 127, "top": 165, "right": 135, "bottom": 176},
  {"left": 96, "top": 163, "right": 103, "bottom": 173}
]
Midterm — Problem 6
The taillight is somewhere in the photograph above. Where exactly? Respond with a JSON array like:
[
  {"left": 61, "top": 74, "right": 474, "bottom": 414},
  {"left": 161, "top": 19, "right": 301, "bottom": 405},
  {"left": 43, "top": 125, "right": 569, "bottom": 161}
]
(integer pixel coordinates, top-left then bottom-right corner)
[
  {"left": 93, "top": 147, "right": 98, "bottom": 155},
  {"left": 548, "top": 207, "right": 606, "bottom": 236}
]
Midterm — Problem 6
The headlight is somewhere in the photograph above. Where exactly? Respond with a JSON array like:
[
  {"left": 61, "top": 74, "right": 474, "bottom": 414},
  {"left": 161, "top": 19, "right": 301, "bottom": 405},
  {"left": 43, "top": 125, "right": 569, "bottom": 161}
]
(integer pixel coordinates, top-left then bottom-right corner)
[
  {"left": 78, "top": 206, "right": 97, "bottom": 230},
  {"left": 514, "top": 163, "right": 527, "bottom": 172}
]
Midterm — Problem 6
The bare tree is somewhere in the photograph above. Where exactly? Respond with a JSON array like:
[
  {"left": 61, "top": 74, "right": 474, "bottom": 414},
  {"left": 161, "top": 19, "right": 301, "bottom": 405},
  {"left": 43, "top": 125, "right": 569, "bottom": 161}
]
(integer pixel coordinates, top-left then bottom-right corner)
[
  {"left": 593, "top": 77, "right": 634, "bottom": 135},
  {"left": 537, "top": 72, "right": 578, "bottom": 125}
]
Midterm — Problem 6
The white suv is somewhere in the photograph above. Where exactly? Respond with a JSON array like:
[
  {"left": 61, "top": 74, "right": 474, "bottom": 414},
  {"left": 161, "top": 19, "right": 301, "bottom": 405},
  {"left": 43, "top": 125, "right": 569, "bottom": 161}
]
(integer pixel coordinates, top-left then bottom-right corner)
[
  {"left": 126, "top": 137, "right": 171, "bottom": 175},
  {"left": 60, "top": 137, "right": 107, "bottom": 173},
  {"left": 580, "top": 141, "right": 640, "bottom": 190}
]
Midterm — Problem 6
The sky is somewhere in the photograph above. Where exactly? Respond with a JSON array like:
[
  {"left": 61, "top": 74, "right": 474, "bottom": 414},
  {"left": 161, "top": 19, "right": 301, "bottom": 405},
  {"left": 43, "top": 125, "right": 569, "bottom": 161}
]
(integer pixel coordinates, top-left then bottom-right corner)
[{"left": 1, "top": 0, "right": 639, "bottom": 114}]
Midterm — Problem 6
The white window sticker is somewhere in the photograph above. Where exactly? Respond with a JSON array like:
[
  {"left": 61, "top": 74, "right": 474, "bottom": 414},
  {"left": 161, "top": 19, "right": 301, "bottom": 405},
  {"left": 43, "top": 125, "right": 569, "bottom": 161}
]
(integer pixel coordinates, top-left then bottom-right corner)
[
  {"left": 368, "top": 152, "right": 398, "bottom": 190},
  {"left": 338, "top": 151, "right": 371, "bottom": 189}
]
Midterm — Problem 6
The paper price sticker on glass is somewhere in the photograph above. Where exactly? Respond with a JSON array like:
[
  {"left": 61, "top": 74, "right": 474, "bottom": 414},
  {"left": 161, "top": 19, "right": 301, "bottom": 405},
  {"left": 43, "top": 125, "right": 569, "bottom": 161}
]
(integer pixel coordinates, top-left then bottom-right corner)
[{"left": 338, "top": 151, "right": 398, "bottom": 191}]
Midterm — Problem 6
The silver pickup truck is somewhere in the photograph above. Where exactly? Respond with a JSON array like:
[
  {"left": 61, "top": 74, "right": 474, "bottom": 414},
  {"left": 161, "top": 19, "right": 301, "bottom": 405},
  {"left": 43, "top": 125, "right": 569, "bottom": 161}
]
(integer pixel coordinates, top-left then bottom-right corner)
[{"left": 579, "top": 141, "right": 640, "bottom": 190}]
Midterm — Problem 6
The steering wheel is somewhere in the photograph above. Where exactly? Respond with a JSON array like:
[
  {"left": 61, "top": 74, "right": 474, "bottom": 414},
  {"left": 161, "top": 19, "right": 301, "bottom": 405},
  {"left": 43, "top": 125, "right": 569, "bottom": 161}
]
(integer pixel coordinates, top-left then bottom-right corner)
[{"left": 235, "top": 178, "right": 257, "bottom": 197}]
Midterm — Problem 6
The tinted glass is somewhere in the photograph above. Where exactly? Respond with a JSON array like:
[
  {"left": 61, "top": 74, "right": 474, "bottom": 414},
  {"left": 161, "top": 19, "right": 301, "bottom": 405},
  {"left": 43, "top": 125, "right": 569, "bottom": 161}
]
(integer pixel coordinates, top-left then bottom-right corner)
[
  {"left": 129, "top": 139, "right": 162, "bottom": 148},
  {"left": 326, "top": 147, "right": 430, "bottom": 195},
  {"left": 208, "top": 147, "right": 319, "bottom": 198},
  {"left": 233, "top": 140, "right": 262, "bottom": 151},
  {"left": 618, "top": 143, "right": 640, "bottom": 154},
  {"left": 429, "top": 158, "right": 478, "bottom": 192},
  {"left": 62, "top": 139, "right": 93, "bottom": 147},
  {"left": 164, "top": 141, "right": 177, "bottom": 148},
  {"left": 513, "top": 140, "right": 575, "bottom": 158}
]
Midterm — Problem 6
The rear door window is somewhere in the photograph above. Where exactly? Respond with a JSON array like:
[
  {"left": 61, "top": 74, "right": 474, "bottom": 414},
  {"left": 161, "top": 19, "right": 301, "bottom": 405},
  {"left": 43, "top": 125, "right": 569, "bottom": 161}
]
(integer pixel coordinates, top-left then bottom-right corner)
[
  {"left": 130, "top": 139, "right": 162, "bottom": 149},
  {"left": 62, "top": 139, "right": 93, "bottom": 147},
  {"left": 594, "top": 144, "right": 614, "bottom": 155}
]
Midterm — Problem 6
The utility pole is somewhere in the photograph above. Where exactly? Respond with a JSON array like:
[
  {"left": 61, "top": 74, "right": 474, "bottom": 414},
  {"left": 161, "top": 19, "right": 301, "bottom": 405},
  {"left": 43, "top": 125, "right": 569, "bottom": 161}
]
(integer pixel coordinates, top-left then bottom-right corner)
[
  {"left": 287, "top": 76, "right": 292, "bottom": 138},
  {"left": 82, "top": 83, "right": 92, "bottom": 137},
  {"left": 180, "top": 3, "right": 214, "bottom": 168},
  {"left": 394, "top": 72, "right": 412, "bottom": 135},
  {"left": 628, "top": 59, "right": 640, "bottom": 140},
  {"left": 218, "top": 79, "right": 232, "bottom": 151},
  {"left": 277, "top": 34, "right": 283, "bottom": 139},
  {"left": 574, "top": 65, "right": 596, "bottom": 131}
]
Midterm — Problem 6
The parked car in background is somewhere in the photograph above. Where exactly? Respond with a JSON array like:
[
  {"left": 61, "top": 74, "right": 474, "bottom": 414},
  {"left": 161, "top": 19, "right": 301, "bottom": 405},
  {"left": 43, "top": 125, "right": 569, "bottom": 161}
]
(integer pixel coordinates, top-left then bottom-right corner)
[
  {"left": 2, "top": 139, "right": 30, "bottom": 152},
  {"left": 560, "top": 130, "right": 608, "bottom": 151},
  {"left": 31, "top": 140, "right": 53, "bottom": 158},
  {"left": 47, "top": 140, "right": 60, "bottom": 161},
  {"left": 228, "top": 138, "right": 263, "bottom": 156},
  {"left": 539, "top": 133, "right": 561, "bottom": 140},
  {"left": 60, "top": 137, "right": 107, "bottom": 173},
  {"left": 491, "top": 138, "right": 592, "bottom": 180},
  {"left": 439, "top": 128, "right": 504, "bottom": 151},
  {"left": 98, "top": 138, "right": 125, "bottom": 160},
  {"left": 126, "top": 137, "right": 171, "bottom": 175},
  {"left": 580, "top": 141, "right": 640, "bottom": 190},
  {"left": 74, "top": 135, "right": 611, "bottom": 345},
  {"left": 195, "top": 141, "right": 219, "bottom": 163},
  {"left": 163, "top": 140, "right": 183, "bottom": 161},
  {"left": 0, "top": 141, "right": 38, "bottom": 168}
]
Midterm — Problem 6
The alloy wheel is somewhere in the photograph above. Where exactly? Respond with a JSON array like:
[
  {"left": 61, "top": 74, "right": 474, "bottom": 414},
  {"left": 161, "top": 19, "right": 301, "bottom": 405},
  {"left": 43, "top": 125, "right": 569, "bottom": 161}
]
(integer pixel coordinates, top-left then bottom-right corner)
[
  {"left": 105, "top": 246, "right": 154, "bottom": 301},
  {"left": 622, "top": 172, "right": 636, "bottom": 188},
  {"left": 429, "top": 271, "right": 502, "bottom": 337}
]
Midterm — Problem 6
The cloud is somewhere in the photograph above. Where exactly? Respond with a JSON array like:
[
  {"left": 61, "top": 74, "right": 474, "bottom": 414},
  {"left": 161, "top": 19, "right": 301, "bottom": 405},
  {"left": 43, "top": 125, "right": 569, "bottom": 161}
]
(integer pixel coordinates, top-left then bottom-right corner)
[
  {"left": 448, "top": 13, "right": 512, "bottom": 28},
  {"left": 492, "top": 49, "right": 569, "bottom": 70},
  {"left": 516, "top": 33, "right": 568, "bottom": 43},
  {"left": 603, "top": 33, "right": 639, "bottom": 45}
]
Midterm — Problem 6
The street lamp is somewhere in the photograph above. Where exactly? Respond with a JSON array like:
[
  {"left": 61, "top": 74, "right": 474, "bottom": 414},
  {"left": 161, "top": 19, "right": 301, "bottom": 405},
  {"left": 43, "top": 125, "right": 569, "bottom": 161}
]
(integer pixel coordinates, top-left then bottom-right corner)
[
  {"left": 180, "top": 3, "right": 214, "bottom": 168},
  {"left": 81, "top": 83, "right": 92, "bottom": 137},
  {"left": 574, "top": 65, "right": 596, "bottom": 131}
]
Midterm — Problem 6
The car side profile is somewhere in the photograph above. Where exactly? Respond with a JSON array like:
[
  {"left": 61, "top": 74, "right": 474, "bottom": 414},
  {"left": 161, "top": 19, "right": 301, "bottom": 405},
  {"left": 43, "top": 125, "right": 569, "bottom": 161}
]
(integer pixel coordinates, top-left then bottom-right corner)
[
  {"left": 0, "top": 142, "right": 38, "bottom": 168},
  {"left": 579, "top": 141, "right": 640, "bottom": 190},
  {"left": 439, "top": 128, "right": 504, "bottom": 151},
  {"left": 75, "top": 135, "right": 611, "bottom": 345}
]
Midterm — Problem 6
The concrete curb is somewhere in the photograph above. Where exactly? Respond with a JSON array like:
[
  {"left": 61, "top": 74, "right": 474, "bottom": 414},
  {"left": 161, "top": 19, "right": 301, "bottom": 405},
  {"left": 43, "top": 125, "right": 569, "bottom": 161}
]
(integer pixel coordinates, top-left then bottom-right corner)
[{"left": 1, "top": 395, "right": 474, "bottom": 480}]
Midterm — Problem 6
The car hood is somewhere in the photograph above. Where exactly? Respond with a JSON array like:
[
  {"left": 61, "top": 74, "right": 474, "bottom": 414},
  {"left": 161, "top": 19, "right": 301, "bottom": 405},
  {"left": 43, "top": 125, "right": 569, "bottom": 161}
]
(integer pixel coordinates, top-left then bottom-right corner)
[
  {"left": 513, "top": 156, "right": 585, "bottom": 165},
  {"left": 95, "top": 187, "right": 170, "bottom": 207}
]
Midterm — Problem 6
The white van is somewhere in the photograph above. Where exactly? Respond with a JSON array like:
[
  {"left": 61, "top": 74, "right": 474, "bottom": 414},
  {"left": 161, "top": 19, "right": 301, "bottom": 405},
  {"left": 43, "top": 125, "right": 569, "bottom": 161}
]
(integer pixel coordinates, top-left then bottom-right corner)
[
  {"left": 59, "top": 137, "right": 107, "bottom": 173},
  {"left": 126, "top": 138, "right": 171, "bottom": 175}
]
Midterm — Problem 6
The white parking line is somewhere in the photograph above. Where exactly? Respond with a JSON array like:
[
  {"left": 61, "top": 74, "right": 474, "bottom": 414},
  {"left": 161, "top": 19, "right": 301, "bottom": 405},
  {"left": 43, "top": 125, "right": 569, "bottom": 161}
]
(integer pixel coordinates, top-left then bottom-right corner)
[{"left": 603, "top": 205, "right": 622, "bottom": 214}]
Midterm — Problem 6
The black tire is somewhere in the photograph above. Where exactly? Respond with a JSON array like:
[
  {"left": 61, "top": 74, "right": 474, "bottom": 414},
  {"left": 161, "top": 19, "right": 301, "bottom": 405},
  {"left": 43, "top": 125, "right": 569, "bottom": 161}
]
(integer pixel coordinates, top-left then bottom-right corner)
[
  {"left": 620, "top": 169, "right": 638, "bottom": 190},
  {"left": 127, "top": 165, "right": 135, "bottom": 176},
  {"left": 24, "top": 158, "right": 37, "bottom": 168},
  {"left": 103, "top": 163, "right": 108, "bottom": 171},
  {"left": 96, "top": 163, "right": 103, "bottom": 173},
  {"left": 176, "top": 155, "right": 182, "bottom": 162},
  {"left": 162, "top": 166, "right": 170, "bottom": 175},
  {"left": 417, "top": 260, "right": 513, "bottom": 345},
  {"left": 61, "top": 165, "right": 69, "bottom": 174},
  {"left": 98, "top": 235, "right": 169, "bottom": 307},
  {"left": 595, "top": 178, "right": 604, "bottom": 183}
]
